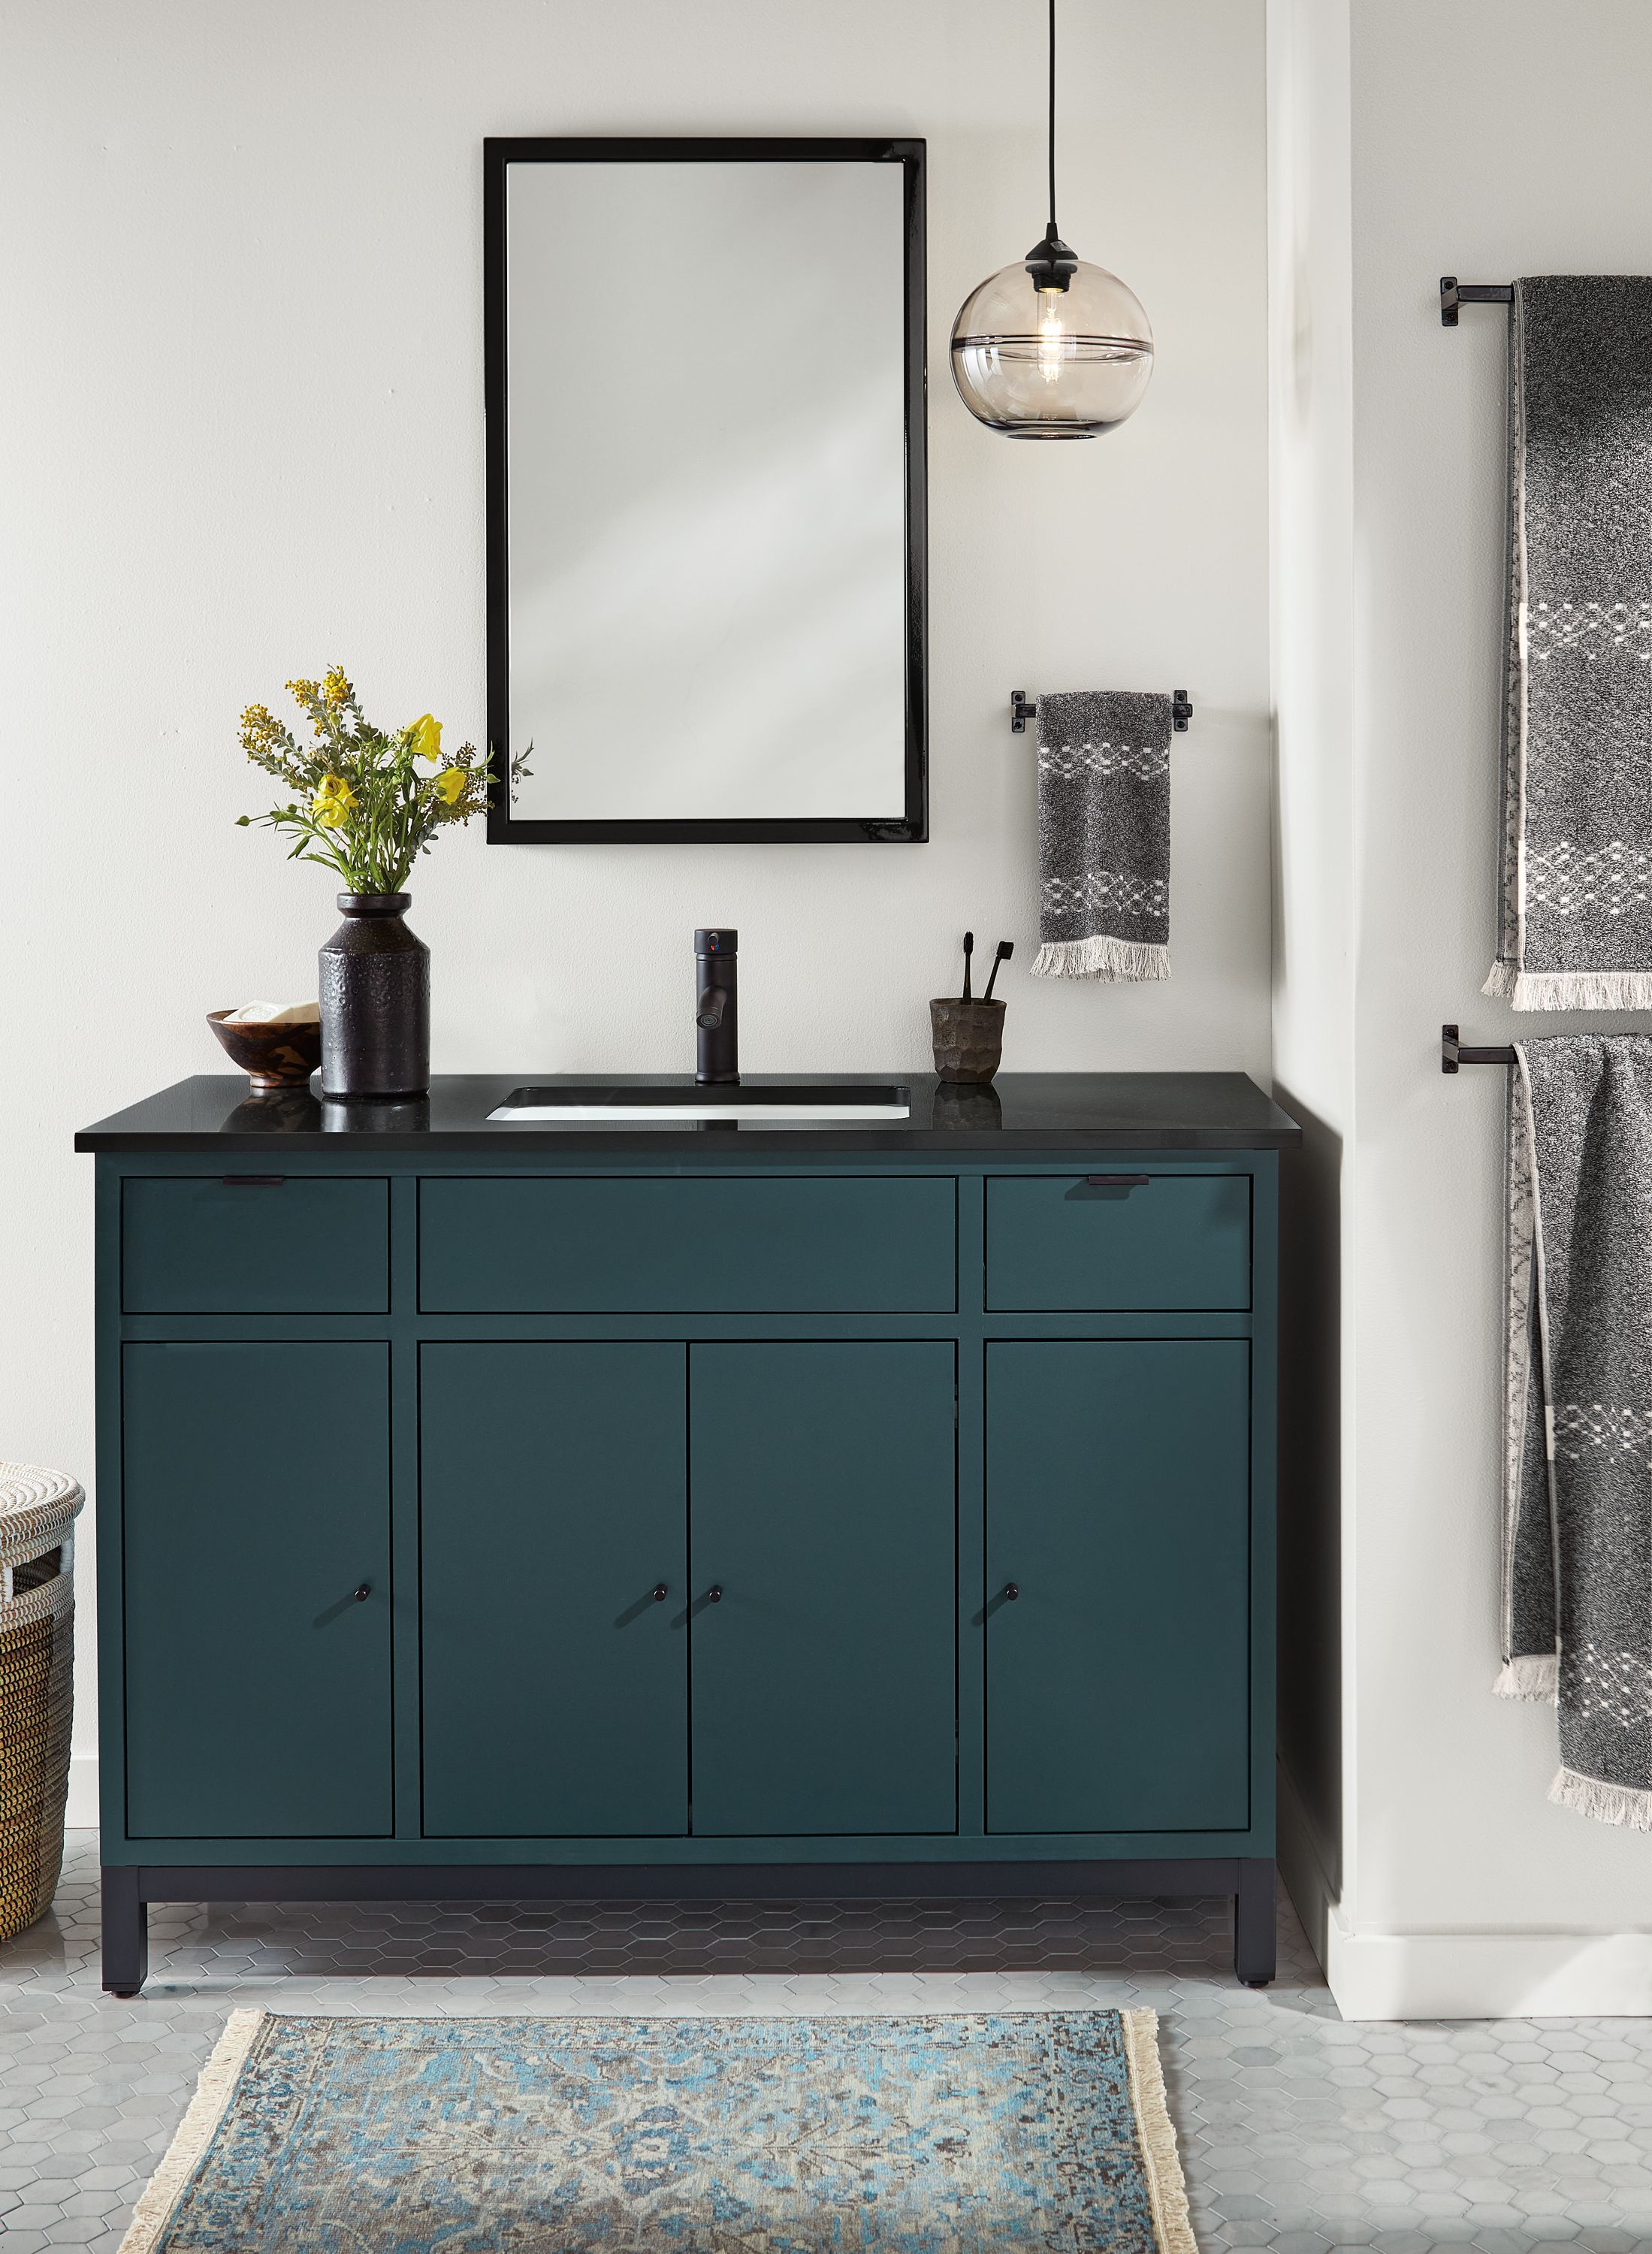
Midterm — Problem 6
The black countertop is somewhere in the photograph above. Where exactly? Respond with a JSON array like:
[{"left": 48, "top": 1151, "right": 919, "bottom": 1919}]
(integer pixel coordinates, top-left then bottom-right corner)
[{"left": 77, "top": 1073, "right": 1301, "bottom": 1154}]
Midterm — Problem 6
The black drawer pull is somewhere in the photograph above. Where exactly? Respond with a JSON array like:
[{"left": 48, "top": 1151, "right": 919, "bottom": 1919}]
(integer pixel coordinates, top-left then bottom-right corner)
[
  {"left": 1002, "top": 1582, "right": 1019, "bottom": 1602},
  {"left": 652, "top": 1583, "right": 669, "bottom": 1603},
  {"left": 221, "top": 1174, "right": 285, "bottom": 1187},
  {"left": 705, "top": 1584, "right": 723, "bottom": 1604},
  {"left": 1084, "top": 1174, "right": 1149, "bottom": 1188},
  {"left": 353, "top": 1583, "right": 373, "bottom": 1603}
]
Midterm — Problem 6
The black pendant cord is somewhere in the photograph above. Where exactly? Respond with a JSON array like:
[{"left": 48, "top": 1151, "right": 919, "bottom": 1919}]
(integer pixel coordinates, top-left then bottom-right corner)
[
  {"left": 1046, "top": 0, "right": 1058, "bottom": 234},
  {"left": 1025, "top": 0, "right": 1074, "bottom": 292}
]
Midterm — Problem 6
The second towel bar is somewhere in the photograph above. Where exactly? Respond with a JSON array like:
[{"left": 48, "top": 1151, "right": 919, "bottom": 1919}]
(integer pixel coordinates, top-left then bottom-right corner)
[
  {"left": 1011, "top": 689, "right": 1194, "bottom": 735},
  {"left": 1440, "top": 276, "right": 1514, "bottom": 327},
  {"left": 1442, "top": 1023, "right": 1516, "bottom": 1073}
]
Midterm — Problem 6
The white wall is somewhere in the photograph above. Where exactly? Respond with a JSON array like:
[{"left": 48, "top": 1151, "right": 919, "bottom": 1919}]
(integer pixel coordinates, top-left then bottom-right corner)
[
  {"left": 0, "top": 0, "right": 1271, "bottom": 1800},
  {"left": 1272, "top": 0, "right": 1652, "bottom": 2017}
]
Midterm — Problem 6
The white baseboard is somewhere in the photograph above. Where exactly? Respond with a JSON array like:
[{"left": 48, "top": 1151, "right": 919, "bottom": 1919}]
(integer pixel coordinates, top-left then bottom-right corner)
[
  {"left": 1324, "top": 1915, "right": 1652, "bottom": 2020},
  {"left": 65, "top": 1751, "right": 98, "bottom": 1829},
  {"left": 1276, "top": 1756, "right": 1652, "bottom": 2018}
]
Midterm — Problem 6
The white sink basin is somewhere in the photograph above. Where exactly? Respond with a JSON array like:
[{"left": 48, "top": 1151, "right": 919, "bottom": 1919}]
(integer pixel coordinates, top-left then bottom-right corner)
[{"left": 487, "top": 1082, "right": 911, "bottom": 1123}]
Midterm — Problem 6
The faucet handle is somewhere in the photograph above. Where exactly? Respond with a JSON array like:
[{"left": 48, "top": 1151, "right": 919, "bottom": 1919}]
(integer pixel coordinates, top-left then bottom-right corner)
[{"left": 694, "top": 927, "right": 738, "bottom": 956}]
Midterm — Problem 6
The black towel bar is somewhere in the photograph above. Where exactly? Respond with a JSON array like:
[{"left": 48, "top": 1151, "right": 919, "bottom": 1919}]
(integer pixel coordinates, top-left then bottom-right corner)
[
  {"left": 1440, "top": 276, "right": 1514, "bottom": 328},
  {"left": 1011, "top": 689, "right": 1193, "bottom": 735},
  {"left": 1442, "top": 1023, "right": 1516, "bottom": 1073}
]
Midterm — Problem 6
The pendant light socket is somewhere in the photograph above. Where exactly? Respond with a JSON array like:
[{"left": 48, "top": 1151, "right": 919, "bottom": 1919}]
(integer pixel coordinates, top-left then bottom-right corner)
[{"left": 1025, "top": 225, "right": 1077, "bottom": 295}]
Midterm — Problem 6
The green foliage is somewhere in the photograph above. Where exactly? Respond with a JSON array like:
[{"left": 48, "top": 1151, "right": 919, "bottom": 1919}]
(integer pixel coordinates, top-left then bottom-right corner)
[{"left": 237, "top": 666, "right": 528, "bottom": 894}]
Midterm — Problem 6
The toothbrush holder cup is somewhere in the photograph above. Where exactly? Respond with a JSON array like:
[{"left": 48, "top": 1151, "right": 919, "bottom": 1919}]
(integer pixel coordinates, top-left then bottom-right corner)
[{"left": 929, "top": 997, "right": 1006, "bottom": 1083}]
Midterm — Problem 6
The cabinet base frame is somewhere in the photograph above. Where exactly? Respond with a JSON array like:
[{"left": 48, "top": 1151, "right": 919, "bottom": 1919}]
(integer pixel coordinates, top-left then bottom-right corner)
[{"left": 101, "top": 1855, "right": 1275, "bottom": 1998}]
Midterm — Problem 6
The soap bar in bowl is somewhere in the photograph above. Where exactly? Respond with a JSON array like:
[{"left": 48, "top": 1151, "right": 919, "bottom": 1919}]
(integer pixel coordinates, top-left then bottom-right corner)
[{"left": 221, "top": 1000, "right": 321, "bottom": 1025}]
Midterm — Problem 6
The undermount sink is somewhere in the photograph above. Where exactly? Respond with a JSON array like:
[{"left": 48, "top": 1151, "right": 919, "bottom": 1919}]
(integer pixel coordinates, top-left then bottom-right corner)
[{"left": 486, "top": 1083, "right": 911, "bottom": 1123}]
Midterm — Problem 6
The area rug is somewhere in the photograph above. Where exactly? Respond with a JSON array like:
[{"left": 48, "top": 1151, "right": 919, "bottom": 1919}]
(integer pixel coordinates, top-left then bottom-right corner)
[{"left": 118, "top": 2009, "right": 1196, "bottom": 2252}]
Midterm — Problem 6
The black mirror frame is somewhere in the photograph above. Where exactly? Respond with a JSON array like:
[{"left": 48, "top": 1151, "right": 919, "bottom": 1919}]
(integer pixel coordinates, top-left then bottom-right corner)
[{"left": 483, "top": 135, "right": 929, "bottom": 847}]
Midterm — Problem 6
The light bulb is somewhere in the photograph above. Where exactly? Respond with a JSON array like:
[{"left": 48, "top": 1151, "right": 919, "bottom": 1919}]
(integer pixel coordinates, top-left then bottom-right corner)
[{"left": 1037, "top": 289, "right": 1065, "bottom": 384}]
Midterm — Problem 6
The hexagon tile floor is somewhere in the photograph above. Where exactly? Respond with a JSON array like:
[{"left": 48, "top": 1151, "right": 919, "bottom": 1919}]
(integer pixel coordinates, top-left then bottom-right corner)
[{"left": 2, "top": 1836, "right": 1650, "bottom": 2251}]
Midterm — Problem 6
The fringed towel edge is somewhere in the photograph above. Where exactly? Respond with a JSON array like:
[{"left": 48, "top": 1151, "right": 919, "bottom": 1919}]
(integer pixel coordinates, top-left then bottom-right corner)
[
  {"left": 1121, "top": 2007, "right": 1197, "bottom": 2254},
  {"left": 1484, "top": 962, "right": 1652, "bottom": 1010},
  {"left": 1032, "top": 936, "right": 1170, "bottom": 983},
  {"left": 117, "top": 2009, "right": 266, "bottom": 2253},
  {"left": 1493, "top": 1653, "right": 1557, "bottom": 1701},
  {"left": 1550, "top": 1767, "right": 1652, "bottom": 1830}
]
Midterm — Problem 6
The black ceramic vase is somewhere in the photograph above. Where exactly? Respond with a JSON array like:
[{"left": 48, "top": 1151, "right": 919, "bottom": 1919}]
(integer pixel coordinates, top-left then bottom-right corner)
[{"left": 318, "top": 893, "right": 430, "bottom": 1100}]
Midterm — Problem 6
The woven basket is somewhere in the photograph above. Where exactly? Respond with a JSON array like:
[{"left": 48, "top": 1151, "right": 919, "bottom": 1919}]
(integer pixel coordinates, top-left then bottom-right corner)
[{"left": 0, "top": 1461, "right": 83, "bottom": 1943}]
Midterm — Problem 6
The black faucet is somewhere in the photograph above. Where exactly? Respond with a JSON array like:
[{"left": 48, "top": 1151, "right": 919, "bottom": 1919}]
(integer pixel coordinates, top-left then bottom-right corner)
[{"left": 695, "top": 928, "right": 738, "bottom": 1084}]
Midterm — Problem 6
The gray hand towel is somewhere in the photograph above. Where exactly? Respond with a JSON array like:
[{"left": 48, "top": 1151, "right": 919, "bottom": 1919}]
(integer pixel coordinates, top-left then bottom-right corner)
[
  {"left": 1500, "top": 1035, "right": 1652, "bottom": 1826},
  {"left": 1031, "top": 689, "right": 1171, "bottom": 981},
  {"left": 1487, "top": 276, "right": 1652, "bottom": 1008}
]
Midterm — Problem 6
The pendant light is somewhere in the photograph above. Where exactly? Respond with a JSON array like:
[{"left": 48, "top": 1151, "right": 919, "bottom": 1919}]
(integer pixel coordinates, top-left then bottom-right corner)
[{"left": 950, "top": 0, "right": 1153, "bottom": 439}]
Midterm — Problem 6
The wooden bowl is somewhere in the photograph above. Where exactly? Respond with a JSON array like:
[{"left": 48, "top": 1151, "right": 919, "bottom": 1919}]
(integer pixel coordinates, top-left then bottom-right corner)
[{"left": 207, "top": 1010, "right": 322, "bottom": 1089}]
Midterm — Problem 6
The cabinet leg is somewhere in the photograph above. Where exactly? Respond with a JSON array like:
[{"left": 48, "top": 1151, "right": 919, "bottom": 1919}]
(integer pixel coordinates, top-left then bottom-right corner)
[
  {"left": 1234, "top": 1857, "right": 1276, "bottom": 1987},
  {"left": 101, "top": 1867, "right": 149, "bottom": 1998}
]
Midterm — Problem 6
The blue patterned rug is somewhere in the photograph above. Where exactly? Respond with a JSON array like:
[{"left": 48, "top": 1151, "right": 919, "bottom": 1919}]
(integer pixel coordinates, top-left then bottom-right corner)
[{"left": 120, "top": 2010, "right": 1194, "bottom": 2252}]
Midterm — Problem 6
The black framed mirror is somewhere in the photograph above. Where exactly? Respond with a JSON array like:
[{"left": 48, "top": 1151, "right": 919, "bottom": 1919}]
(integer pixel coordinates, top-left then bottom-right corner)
[{"left": 484, "top": 136, "right": 927, "bottom": 845}]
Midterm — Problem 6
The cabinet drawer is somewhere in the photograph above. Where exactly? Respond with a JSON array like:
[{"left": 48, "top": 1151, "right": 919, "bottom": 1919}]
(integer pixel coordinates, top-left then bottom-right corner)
[
  {"left": 986, "top": 1173, "right": 1250, "bottom": 1312},
  {"left": 419, "top": 1176, "right": 956, "bottom": 1313},
  {"left": 122, "top": 1176, "right": 390, "bottom": 1314}
]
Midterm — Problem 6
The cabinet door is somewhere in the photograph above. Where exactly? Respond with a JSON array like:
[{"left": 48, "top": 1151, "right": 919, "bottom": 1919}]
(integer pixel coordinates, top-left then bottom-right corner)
[
  {"left": 122, "top": 1343, "right": 391, "bottom": 1839},
  {"left": 986, "top": 1340, "right": 1250, "bottom": 1834},
  {"left": 690, "top": 1342, "right": 956, "bottom": 1837},
  {"left": 421, "top": 1343, "right": 687, "bottom": 1837}
]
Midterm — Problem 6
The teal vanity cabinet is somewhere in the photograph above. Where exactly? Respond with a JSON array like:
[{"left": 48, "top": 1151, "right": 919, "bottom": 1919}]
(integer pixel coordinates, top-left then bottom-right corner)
[{"left": 79, "top": 1070, "right": 1299, "bottom": 1997}]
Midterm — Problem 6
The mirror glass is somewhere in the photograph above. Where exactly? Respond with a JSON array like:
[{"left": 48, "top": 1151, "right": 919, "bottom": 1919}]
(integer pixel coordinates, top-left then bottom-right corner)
[{"left": 487, "top": 142, "right": 926, "bottom": 842}]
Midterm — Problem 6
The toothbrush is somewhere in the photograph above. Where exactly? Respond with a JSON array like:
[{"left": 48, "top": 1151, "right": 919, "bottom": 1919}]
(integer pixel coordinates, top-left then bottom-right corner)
[
  {"left": 961, "top": 932, "right": 974, "bottom": 1002},
  {"left": 982, "top": 939, "right": 1013, "bottom": 1002}
]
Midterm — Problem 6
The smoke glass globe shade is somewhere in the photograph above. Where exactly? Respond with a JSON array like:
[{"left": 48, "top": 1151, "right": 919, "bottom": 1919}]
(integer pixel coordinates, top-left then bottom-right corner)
[{"left": 950, "top": 257, "right": 1154, "bottom": 438}]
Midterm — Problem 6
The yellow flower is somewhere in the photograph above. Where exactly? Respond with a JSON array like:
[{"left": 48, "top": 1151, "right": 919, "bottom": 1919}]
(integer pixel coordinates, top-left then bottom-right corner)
[
  {"left": 312, "top": 775, "right": 356, "bottom": 826},
  {"left": 433, "top": 767, "right": 466, "bottom": 805},
  {"left": 411, "top": 713, "right": 442, "bottom": 764},
  {"left": 322, "top": 666, "right": 352, "bottom": 708},
  {"left": 238, "top": 702, "right": 279, "bottom": 752}
]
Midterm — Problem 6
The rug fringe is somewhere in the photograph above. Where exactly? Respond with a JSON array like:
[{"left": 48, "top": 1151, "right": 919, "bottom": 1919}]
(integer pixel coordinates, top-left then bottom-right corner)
[
  {"left": 1031, "top": 935, "right": 1170, "bottom": 983},
  {"left": 1550, "top": 1766, "right": 1652, "bottom": 1830},
  {"left": 1493, "top": 1653, "right": 1557, "bottom": 1701},
  {"left": 1122, "top": 2008, "right": 1197, "bottom": 2254},
  {"left": 117, "top": 2009, "right": 265, "bottom": 2254},
  {"left": 1484, "top": 964, "right": 1652, "bottom": 1010}
]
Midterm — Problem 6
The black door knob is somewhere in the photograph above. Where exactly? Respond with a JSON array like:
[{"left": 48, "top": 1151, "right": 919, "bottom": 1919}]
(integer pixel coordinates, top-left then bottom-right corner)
[
  {"left": 706, "top": 1584, "right": 723, "bottom": 1603},
  {"left": 354, "top": 1583, "right": 372, "bottom": 1603},
  {"left": 652, "top": 1584, "right": 669, "bottom": 1603},
  {"left": 1002, "top": 1582, "right": 1019, "bottom": 1602}
]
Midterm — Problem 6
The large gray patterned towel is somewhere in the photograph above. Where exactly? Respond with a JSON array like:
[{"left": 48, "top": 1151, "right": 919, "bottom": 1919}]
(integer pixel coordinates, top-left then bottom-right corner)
[
  {"left": 1487, "top": 276, "right": 1652, "bottom": 1009},
  {"left": 1502, "top": 1037, "right": 1652, "bottom": 1826},
  {"left": 1031, "top": 690, "right": 1172, "bottom": 981}
]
